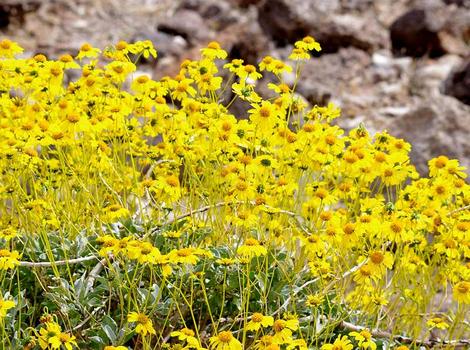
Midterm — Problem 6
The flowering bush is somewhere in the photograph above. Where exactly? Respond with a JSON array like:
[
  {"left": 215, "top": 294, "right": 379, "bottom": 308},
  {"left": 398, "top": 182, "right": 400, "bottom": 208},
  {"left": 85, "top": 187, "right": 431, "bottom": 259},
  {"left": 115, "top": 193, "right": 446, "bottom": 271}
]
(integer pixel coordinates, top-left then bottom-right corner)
[{"left": 0, "top": 37, "right": 469, "bottom": 350}]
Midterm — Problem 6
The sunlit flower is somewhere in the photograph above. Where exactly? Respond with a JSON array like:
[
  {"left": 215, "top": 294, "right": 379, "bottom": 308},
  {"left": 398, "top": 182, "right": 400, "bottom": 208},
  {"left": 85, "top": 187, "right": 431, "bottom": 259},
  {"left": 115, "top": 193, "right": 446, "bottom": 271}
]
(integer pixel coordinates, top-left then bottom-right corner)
[
  {"left": 245, "top": 313, "right": 274, "bottom": 332},
  {"left": 426, "top": 317, "right": 449, "bottom": 330},
  {"left": 209, "top": 331, "right": 242, "bottom": 350},
  {"left": 453, "top": 281, "right": 470, "bottom": 304},
  {"left": 0, "top": 297, "right": 15, "bottom": 318},
  {"left": 127, "top": 312, "right": 156, "bottom": 336},
  {"left": 321, "top": 335, "right": 353, "bottom": 350},
  {"left": 237, "top": 238, "right": 267, "bottom": 258}
]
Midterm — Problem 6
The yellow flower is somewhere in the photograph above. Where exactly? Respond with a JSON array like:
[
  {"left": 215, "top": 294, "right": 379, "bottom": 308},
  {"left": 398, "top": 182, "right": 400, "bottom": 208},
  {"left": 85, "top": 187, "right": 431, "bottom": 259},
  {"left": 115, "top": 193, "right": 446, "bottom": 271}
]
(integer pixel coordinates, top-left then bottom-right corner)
[
  {"left": 353, "top": 265, "right": 378, "bottom": 285},
  {"left": 0, "top": 297, "right": 15, "bottom": 318},
  {"left": 168, "top": 247, "right": 209, "bottom": 265},
  {"left": 209, "top": 331, "right": 242, "bottom": 350},
  {"left": 104, "top": 347, "right": 128, "bottom": 350},
  {"left": 321, "top": 335, "right": 353, "bottom": 350},
  {"left": 305, "top": 294, "right": 324, "bottom": 308},
  {"left": 272, "top": 318, "right": 299, "bottom": 344},
  {"left": 0, "top": 39, "right": 23, "bottom": 57},
  {"left": 245, "top": 312, "right": 274, "bottom": 332},
  {"left": 127, "top": 312, "right": 156, "bottom": 336},
  {"left": 0, "top": 227, "right": 17, "bottom": 241},
  {"left": 288, "top": 48, "right": 310, "bottom": 61},
  {"left": 453, "top": 281, "right": 470, "bottom": 304},
  {"left": 237, "top": 238, "right": 267, "bottom": 258},
  {"left": 171, "top": 328, "right": 201, "bottom": 348},
  {"left": 237, "top": 64, "right": 262, "bottom": 81},
  {"left": 101, "top": 204, "right": 130, "bottom": 223},
  {"left": 295, "top": 36, "right": 321, "bottom": 52},
  {"left": 232, "top": 81, "right": 262, "bottom": 103},
  {"left": 38, "top": 322, "right": 62, "bottom": 349},
  {"left": 286, "top": 339, "right": 307, "bottom": 350},
  {"left": 201, "top": 41, "right": 227, "bottom": 60},
  {"left": 76, "top": 42, "right": 101, "bottom": 60},
  {"left": 367, "top": 250, "right": 394, "bottom": 275},
  {"left": 171, "top": 78, "right": 197, "bottom": 101},
  {"left": 349, "top": 330, "right": 376, "bottom": 350},
  {"left": 428, "top": 156, "right": 467, "bottom": 179},
  {"left": 105, "top": 61, "right": 136, "bottom": 83},
  {"left": 253, "top": 335, "right": 275, "bottom": 350},
  {"left": 216, "top": 258, "right": 237, "bottom": 266},
  {"left": 126, "top": 241, "right": 163, "bottom": 264},
  {"left": 58, "top": 54, "right": 80, "bottom": 69},
  {"left": 426, "top": 317, "right": 449, "bottom": 330},
  {"left": 248, "top": 101, "right": 281, "bottom": 132},
  {"left": 0, "top": 249, "right": 21, "bottom": 270},
  {"left": 224, "top": 58, "right": 244, "bottom": 73},
  {"left": 59, "top": 332, "right": 78, "bottom": 350}
]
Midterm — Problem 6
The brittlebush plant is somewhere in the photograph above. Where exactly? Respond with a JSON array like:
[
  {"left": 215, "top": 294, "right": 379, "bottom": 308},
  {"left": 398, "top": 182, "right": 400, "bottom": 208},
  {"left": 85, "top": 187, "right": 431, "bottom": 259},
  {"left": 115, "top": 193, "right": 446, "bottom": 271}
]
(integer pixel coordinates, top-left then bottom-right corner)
[{"left": 0, "top": 37, "right": 468, "bottom": 350}]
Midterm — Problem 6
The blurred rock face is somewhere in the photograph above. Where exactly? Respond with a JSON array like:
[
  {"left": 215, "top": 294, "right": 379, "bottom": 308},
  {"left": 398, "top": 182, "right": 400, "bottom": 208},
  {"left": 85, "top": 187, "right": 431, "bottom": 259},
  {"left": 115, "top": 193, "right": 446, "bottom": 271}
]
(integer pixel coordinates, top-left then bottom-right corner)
[
  {"left": 1, "top": 0, "right": 469, "bottom": 174},
  {"left": 443, "top": 58, "right": 470, "bottom": 105}
]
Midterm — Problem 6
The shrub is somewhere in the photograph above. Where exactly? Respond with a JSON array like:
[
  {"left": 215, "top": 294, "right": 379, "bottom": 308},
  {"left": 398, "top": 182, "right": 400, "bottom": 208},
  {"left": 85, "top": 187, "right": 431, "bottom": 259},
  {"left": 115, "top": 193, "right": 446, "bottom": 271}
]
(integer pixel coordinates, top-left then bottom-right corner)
[{"left": 0, "top": 37, "right": 468, "bottom": 349}]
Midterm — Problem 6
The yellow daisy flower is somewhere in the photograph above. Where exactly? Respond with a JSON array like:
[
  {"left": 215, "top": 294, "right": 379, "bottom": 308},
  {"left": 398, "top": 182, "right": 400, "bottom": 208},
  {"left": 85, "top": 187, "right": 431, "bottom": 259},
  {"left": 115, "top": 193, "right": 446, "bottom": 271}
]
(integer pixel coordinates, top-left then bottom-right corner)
[
  {"left": 209, "top": 331, "right": 242, "bottom": 350},
  {"left": 453, "top": 281, "right": 470, "bottom": 304},
  {"left": 237, "top": 238, "right": 267, "bottom": 258},
  {"left": 321, "top": 335, "right": 353, "bottom": 350},
  {"left": 245, "top": 312, "right": 274, "bottom": 332},
  {"left": 127, "top": 312, "right": 156, "bottom": 336}
]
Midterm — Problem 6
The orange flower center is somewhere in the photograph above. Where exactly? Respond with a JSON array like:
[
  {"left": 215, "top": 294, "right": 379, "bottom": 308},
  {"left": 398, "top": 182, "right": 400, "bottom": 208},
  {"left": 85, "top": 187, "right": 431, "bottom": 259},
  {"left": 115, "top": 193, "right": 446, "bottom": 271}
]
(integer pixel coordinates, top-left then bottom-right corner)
[
  {"left": 435, "top": 157, "right": 448, "bottom": 168},
  {"left": 137, "top": 314, "right": 149, "bottom": 324},
  {"left": 435, "top": 185, "right": 446, "bottom": 195},
  {"left": 177, "top": 248, "right": 192, "bottom": 257},
  {"left": 360, "top": 266, "right": 372, "bottom": 277},
  {"left": 390, "top": 221, "right": 402, "bottom": 233},
  {"left": 166, "top": 176, "right": 179, "bottom": 187},
  {"left": 252, "top": 313, "right": 264, "bottom": 323},
  {"left": 245, "top": 238, "right": 259, "bottom": 246},
  {"left": 236, "top": 181, "right": 248, "bottom": 191},
  {"left": 207, "top": 42, "right": 221, "bottom": 50},
  {"left": 315, "top": 188, "right": 328, "bottom": 199},
  {"left": 217, "top": 331, "right": 233, "bottom": 343},
  {"left": 0, "top": 40, "right": 12, "bottom": 49},
  {"left": 181, "top": 328, "right": 195, "bottom": 336},
  {"left": 259, "top": 106, "right": 271, "bottom": 118},
  {"left": 343, "top": 223, "right": 355, "bottom": 235},
  {"left": 370, "top": 251, "right": 384, "bottom": 264},
  {"left": 457, "top": 282, "right": 469, "bottom": 294},
  {"left": 221, "top": 122, "right": 232, "bottom": 132},
  {"left": 273, "top": 320, "right": 285, "bottom": 332}
]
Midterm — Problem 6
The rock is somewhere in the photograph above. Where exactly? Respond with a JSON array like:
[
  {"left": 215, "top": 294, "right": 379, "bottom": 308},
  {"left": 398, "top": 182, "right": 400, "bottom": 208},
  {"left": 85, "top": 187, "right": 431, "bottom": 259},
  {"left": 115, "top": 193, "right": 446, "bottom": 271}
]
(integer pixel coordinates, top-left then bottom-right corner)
[
  {"left": 371, "top": 52, "right": 413, "bottom": 81},
  {"left": 257, "top": 0, "right": 385, "bottom": 52},
  {"left": 218, "top": 10, "right": 270, "bottom": 64},
  {"left": 386, "top": 96, "right": 470, "bottom": 174},
  {"left": 390, "top": 4, "right": 469, "bottom": 57},
  {"left": 157, "top": 9, "right": 212, "bottom": 45},
  {"left": 442, "top": 57, "right": 470, "bottom": 105},
  {"left": 228, "top": 0, "right": 264, "bottom": 8},
  {"left": 442, "top": 0, "right": 470, "bottom": 7},
  {"left": 178, "top": 0, "right": 240, "bottom": 31},
  {"left": 439, "top": 9, "right": 470, "bottom": 56},
  {"left": 390, "top": 8, "right": 446, "bottom": 57},
  {"left": 257, "top": 0, "right": 309, "bottom": 46},
  {"left": 0, "top": 1, "right": 40, "bottom": 29},
  {"left": 340, "top": 0, "right": 375, "bottom": 12},
  {"left": 409, "top": 55, "right": 462, "bottom": 95},
  {"left": 296, "top": 47, "right": 372, "bottom": 106}
]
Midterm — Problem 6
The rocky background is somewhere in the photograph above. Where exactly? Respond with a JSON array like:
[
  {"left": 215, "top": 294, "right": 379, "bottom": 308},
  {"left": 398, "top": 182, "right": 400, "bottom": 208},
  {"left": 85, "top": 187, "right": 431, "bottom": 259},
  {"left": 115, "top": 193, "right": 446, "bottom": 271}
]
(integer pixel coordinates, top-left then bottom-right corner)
[{"left": 1, "top": 0, "right": 469, "bottom": 174}]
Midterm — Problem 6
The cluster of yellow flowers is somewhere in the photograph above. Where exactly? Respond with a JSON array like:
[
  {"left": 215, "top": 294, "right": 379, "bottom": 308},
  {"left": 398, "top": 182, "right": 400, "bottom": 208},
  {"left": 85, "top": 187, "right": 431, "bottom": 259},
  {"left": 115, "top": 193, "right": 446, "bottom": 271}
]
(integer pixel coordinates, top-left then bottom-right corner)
[{"left": 0, "top": 35, "right": 469, "bottom": 349}]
